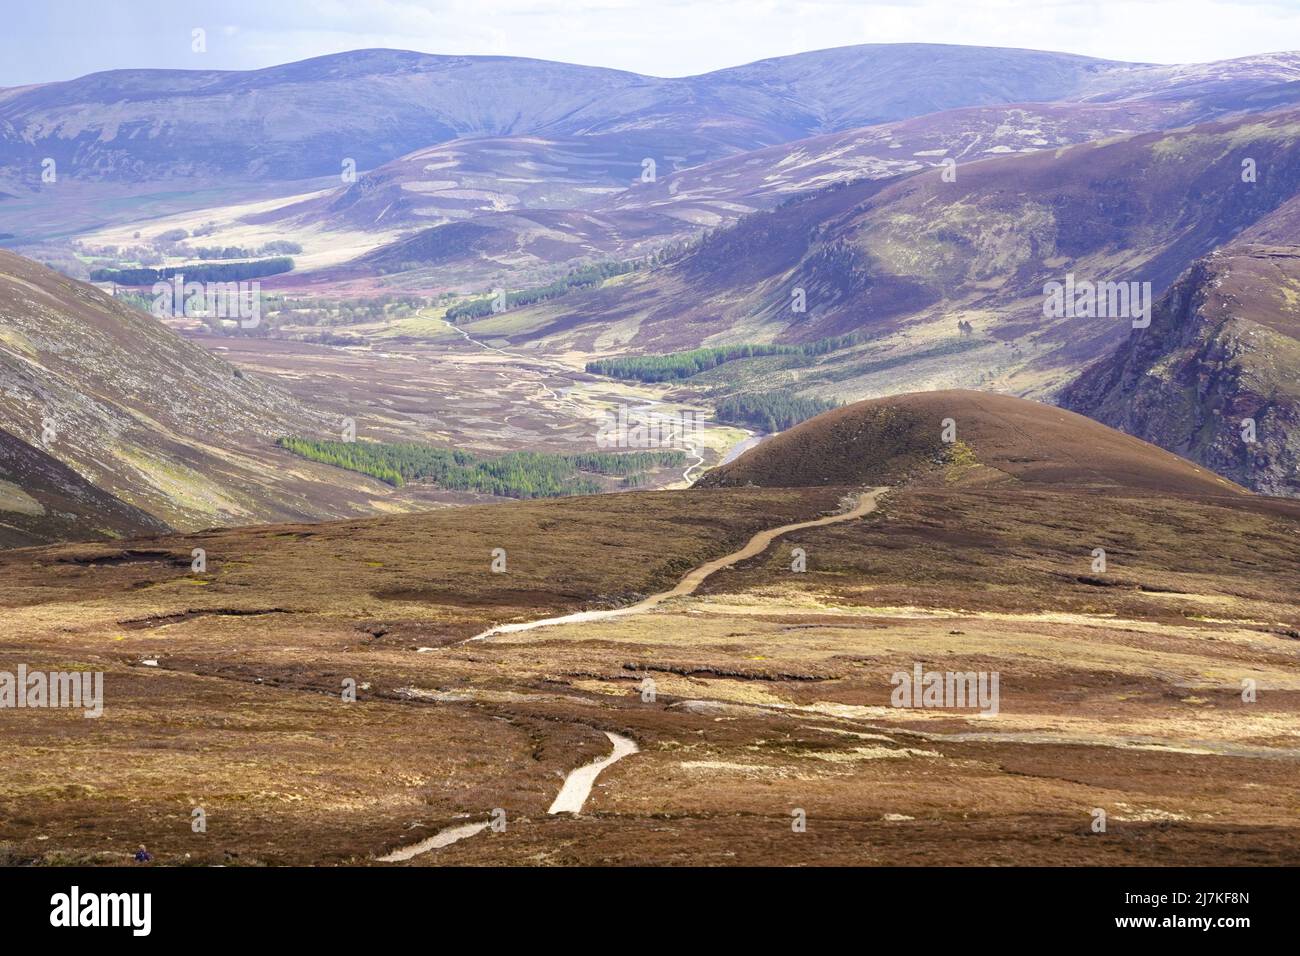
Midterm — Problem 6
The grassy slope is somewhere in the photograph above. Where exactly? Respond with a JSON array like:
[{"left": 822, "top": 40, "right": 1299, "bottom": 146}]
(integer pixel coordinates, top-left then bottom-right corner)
[
  {"left": 1, "top": 412, "right": 1296, "bottom": 864},
  {"left": 0, "top": 427, "right": 171, "bottom": 548},
  {"left": 0, "top": 250, "right": 440, "bottom": 534},
  {"left": 701, "top": 389, "right": 1244, "bottom": 496}
]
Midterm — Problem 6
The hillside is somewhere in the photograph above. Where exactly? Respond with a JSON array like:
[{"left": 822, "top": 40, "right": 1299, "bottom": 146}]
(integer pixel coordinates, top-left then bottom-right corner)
[
  {"left": 498, "top": 106, "right": 1300, "bottom": 401},
  {"left": 261, "top": 131, "right": 726, "bottom": 234},
  {"left": 0, "top": 426, "right": 170, "bottom": 547},
  {"left": 0, "top": 46, "right": 1160, "bottom": 186},
  {"left": 19, "top": 45, "right": 1300, "bottom": 294},
  {"left": 0, "top": 250, "right": 437, "bottom": 532},
  {"left": 600, "top": 90, "right": 1300, "bottom": 225},
  {"left": 1063, "top": 246, "right": 1300, "bottom": 496},
  {"left": 2, "top": 407, "right": 1295, "bottom": 866},
  {"left": 305, "top": 99, "right": 1208, "bottom": 287},
  {"left": 699, "top": 389, "right": 1245, "bottom": 496},
  {"left": 208, "top": 56, "right": 1300, "bottom": 290},
  {"left": 8, "top": 45, "right": 1300, "bottom": 188},
  {"left": 0, "top": 51, "right": 651, "bottom": 186}
]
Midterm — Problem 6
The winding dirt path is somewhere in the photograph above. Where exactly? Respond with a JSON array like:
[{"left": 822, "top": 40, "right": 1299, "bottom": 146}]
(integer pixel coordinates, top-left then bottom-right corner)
[
  {"left": 383, "top": 487, "right": 887, "bottom": 860},
  {"left": 463, "top": 487, "right": 889, "bottom": 644},
  {"left": 376, "top": 820, "right": 491, "bottom": 862},
  {"left": 548, "top": 732, "right": 639, "bottom": 814},
  {"left": 375, "top": 730, "right": 640, "bottom": 861}
]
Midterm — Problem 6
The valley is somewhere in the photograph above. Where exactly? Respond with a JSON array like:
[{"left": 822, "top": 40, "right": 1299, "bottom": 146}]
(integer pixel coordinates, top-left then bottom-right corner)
[{"left": 1, "top": 31, "right": 1298, "bottom": 879}]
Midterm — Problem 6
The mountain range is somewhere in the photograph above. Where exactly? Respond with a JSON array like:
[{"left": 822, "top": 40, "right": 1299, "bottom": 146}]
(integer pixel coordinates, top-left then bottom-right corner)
[
  {"left": 2, "top": 41, "right": 1300, "bottom": 547},
  {"left": 8, "top": 45, "right": 1300, "bottom": 187},
  {"left": 2, "top": 36, "right": 1299, "bottom": 872}
]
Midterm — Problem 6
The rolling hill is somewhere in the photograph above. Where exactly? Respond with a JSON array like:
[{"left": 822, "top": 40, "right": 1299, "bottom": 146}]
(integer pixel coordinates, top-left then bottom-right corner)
[
  {"left": 10, "top": 44, "right": 1300, "bottom": 279},
  {"left": 2, "top": 384, "right": 1295, "bottom": 866},
  {"left": 699, "top": 389, "right": 1245, "bottom": 497},
  {"left": 302, "top": 98, "right": 1211, "bottom": 288},
  {"left": 213, "top": 53, "right": 1300, "bottom": 290},
  {"left": 7, "top": 45, "right": 1300, "bottom": 187},
  {"left": 494, "top": 105, "right": 1300, "bottom": 402}
]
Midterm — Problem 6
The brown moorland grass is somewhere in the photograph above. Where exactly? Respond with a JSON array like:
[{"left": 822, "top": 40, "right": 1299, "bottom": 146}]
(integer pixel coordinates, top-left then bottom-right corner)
[
  {"left": 1, "top": 393, "right": 1296, "bottom": 866},
  {"left": 701, "top": 389, "right": 1246, "bottom": 496}
]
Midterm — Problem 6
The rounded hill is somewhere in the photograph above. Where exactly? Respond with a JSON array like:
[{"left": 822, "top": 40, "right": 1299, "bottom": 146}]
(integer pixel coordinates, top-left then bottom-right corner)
[{"left": 698, "top": 389, "right": 1245, "bottom": 496}]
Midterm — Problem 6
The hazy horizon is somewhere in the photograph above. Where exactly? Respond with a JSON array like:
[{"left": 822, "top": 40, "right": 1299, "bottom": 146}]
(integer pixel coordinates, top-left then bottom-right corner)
[{"left": 4, "top": 0, "right": 1300, "bottom": 86}]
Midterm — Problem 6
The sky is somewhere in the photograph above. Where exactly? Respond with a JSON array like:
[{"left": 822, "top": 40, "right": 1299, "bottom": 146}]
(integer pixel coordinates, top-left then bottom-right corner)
[{"left": 3, "top": 0, "right": 1300, "bottom": 86}]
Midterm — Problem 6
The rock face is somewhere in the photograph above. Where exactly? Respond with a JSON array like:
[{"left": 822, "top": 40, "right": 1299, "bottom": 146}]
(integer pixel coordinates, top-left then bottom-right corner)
[{"left": 1062, "top": 247, "right": 1300, "bottom": 497}]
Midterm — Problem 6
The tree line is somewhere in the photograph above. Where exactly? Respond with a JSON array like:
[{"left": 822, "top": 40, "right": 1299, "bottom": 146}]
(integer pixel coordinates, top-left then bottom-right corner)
[
  {"left": 445, "top": 259, "right": 644, "bottom": 323},
  {"left": 277, "top": 437, "right": 684, "bottom": 498},
  {"left": 90, "top": 257, "right": 294, "bottom": 286},
  {"left": 585, "top": 334, "right": 861, "bottom": 383},
  {"left": 713, "top": 390, "right": 838, "bottom": 432},
  {"left": 179, "top": 240, "right": 303, "bottom": 260}
]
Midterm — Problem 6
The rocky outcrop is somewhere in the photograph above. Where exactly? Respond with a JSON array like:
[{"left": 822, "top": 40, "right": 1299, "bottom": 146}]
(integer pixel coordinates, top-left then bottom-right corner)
[{"left": 1063, "top": 247, "right": 1300, "bottom": 496}]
